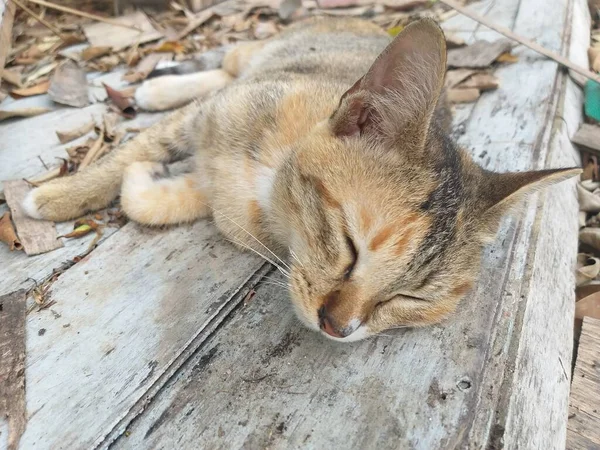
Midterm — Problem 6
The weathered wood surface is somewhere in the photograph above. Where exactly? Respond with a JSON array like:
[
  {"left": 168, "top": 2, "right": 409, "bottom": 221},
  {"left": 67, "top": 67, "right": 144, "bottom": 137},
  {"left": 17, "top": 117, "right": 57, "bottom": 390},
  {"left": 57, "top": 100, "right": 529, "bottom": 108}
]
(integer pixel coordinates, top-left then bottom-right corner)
[
  {"left": 566, "top": 317, "right": 600, "bottom": 450},
  {"left": 572, "top": 123, "right": 600, "bottom": 154},
  {"left": 0, "top": 290, "right": 27, "bottom": 450},
  {"left": 0, "top": 0, "right": 585, "bottom": 448},
  {"left": 16, "top": 221, "right": 263, "bottom": 449},
  {"left": 111, "top": 0, "right": 583, "bottom": 449}
]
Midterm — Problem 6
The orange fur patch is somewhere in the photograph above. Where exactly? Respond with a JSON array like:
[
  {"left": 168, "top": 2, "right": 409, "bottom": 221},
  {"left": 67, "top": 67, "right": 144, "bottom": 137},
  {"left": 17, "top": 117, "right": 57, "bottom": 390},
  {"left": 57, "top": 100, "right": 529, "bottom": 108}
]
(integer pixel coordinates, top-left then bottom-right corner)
[
  {"left": 248, "top": 200, "right": 262, "bottom": 226},
  {"left": 359, "top": 207, "right": 373, "bottom": 233},
  {"left": 369, "top": 222, "right": 396, "bottom": 251},
  {"left": 450, "top": 281, "right": 473, "bottom": 298}
]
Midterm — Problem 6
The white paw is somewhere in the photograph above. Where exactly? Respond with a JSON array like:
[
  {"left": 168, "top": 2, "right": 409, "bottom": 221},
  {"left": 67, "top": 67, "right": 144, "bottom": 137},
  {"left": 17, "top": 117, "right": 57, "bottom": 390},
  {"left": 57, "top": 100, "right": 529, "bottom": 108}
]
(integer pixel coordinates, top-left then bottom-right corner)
[{"left": 22, "top": 189, "right": 43, "bottom": 219}]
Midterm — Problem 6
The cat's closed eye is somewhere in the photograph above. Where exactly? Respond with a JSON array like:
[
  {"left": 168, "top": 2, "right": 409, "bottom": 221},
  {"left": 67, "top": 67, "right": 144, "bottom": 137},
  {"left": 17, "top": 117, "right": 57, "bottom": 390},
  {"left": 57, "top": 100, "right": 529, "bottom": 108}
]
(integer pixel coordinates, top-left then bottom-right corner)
[{"left": 343, "top": 234, "right": 358, "bottom": 279}]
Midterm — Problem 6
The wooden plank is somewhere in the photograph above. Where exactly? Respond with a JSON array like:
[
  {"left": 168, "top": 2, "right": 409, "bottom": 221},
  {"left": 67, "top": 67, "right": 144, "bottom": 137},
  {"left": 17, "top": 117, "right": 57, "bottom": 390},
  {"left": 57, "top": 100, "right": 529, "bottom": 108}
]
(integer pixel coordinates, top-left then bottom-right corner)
[
  {"left": 111, "top": 0, "right": 583, "bottom": 448},
  {"left": 0, "top": 0, "right": 16, "bottom": 85},
  {"left": 447, "top": 39, "right": 512, "bottom": 68},
  {"left": 16, "top": 221, "right": 264, "bottom": 449},
  {"left": 567, "top": 317, "right": 600, "bottom": 449},
  {"left": 572, "top": 123, "right": 600, "bottom": 154},
  {"left": 3, "top": 180, "right": 63, "bottom": 255},
  {"left": 0, "top": 290, "right": 27, "bottom": 450}
]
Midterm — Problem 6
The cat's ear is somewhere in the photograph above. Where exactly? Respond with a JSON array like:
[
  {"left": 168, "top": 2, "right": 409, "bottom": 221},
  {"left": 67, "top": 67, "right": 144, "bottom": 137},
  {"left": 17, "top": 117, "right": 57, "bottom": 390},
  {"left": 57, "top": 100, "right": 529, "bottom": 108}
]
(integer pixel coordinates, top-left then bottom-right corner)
[
  {"left": 477, "top": 167, "right": 581, "bottom": 235},
  {"left": 329, "top": 18, "right": 446, "bottom": 146}
]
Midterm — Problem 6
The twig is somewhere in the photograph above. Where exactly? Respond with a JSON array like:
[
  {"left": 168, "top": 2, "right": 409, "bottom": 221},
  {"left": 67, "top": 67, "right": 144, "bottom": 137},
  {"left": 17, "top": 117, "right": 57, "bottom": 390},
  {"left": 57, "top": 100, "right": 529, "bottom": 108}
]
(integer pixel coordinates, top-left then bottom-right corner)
[
  {"left": 79, "top": 129, "right": 105, "bottom": 169},
  {"left": 439, "top": 0, "right": 600, "bottom": 85},
  {"left": 37, "top": 155, "right": 49, "bottom": 170},
  {"left": 26, "top": 0, "right": 142, "bottom": 31},
  {"left": 10, "top": 0, "right": 63, "bottom": 38}
]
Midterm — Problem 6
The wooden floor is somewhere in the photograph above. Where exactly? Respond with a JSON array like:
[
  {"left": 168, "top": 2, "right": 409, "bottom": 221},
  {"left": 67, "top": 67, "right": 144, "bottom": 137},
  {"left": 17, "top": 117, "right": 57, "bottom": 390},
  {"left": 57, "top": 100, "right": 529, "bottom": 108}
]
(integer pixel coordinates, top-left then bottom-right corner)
[{"left": 0, "top": 0, "right": 588, "bottom": 448}]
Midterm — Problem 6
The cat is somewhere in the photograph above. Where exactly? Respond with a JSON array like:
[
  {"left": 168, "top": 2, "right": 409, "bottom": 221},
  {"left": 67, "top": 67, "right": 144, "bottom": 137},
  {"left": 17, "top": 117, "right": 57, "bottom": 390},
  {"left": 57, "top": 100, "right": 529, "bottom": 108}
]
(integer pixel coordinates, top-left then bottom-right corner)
[{"left": 22, "top": 17, "right": 579, "bottom": 342}]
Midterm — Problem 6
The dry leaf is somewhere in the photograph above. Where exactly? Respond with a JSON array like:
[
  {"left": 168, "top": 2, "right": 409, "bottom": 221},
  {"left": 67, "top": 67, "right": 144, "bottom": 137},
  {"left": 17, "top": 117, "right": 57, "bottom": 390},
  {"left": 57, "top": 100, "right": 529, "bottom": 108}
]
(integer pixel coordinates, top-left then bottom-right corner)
[
  {"left": 580, "top": 227, "right": 600, "bottom": 252},
  {"left": 1, "top": 69, "right": 23, "bottom": 87},
  {"left": 581, "top": 180, "right": 600, "bottom": 191},
  {"left": 83, "top": 11, "right": 163, "bottom": 52},
  {"left": 457, "top": 73, "right": 499, "bottom": 91},
  {"left": 24, "top": 62, "right": 59, "bottom": 85},
  {"left": 578, "top": 183, "right": 600, "bottom": 212},
  {"left": 580, "top": 211, "right": 587, "bottom": 229},
  {"left": 445, "top": 33, "right": 465, "bottom": 49},
  {"left": 122, "top": 53, "right": 167, "bottom": 83},
  {"left": 48, "top": 60, "right": 89, "bottom": 108},
  {"left": 58, "top": 223, "right": 94, "bottom": 239},
  {"left": 103, "top": 83, "right": 136, "bottom": 119},
  {"left": 447, "top": 40, "right": 513, "bottom": 69},
  {"left": 0, "top": 107, "right": 51, "bottom": 122},
  {"left": 496, "top": 52, "right": 519, "bottom": 64},
  {"left": 81, "top": 46, "right": 112, "bottom": 62},
  {"left": 444, "top": 69, "right": 477, "bottom": 89},
  {"left": 387, "top": 25, "right": 404, "bottom": 37},
  {"left": 0, "top": 90, "right": 7, "bottom": 102},
  {"left": 10, "top": 79, "right": 50, "bottom": 98},
  {"left": 577, "top": 254, "right": 600, "bottom": 286},
  {"left": 80, "top": 132, "right": 106, "bottom": 168},
  {"left": 447, "top": 88, "right": 480, "bottom": 103},
  {"left": 576, "top": 291, "right": 600, "bottom": 320},
  {"left": 56, "top": 121, "right": 95, "bottom": 144},
  {"left": 0, "top": 212, "right": 23, "bottom": 251},
  {"left": 152, "top": 41, "right": 186, "bottom": 54}
]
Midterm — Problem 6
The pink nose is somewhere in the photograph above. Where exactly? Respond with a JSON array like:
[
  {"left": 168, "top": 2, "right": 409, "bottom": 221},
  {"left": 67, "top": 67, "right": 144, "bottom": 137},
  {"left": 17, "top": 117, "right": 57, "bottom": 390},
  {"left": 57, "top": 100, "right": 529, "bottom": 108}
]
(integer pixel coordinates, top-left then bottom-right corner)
[{"left": 317, "top": 306, "right": 359, "bottom": 338}]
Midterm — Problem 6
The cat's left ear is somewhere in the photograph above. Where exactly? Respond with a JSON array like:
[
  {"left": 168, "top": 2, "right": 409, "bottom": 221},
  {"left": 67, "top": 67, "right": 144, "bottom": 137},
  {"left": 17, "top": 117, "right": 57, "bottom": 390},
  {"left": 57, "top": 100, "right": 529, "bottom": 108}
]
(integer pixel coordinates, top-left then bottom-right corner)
[
  {"left": 329, "top": 18, "right": 446, "bottom": 147},
  {"left": 477, "top": 167, "right": 581, "bottom": 235}
]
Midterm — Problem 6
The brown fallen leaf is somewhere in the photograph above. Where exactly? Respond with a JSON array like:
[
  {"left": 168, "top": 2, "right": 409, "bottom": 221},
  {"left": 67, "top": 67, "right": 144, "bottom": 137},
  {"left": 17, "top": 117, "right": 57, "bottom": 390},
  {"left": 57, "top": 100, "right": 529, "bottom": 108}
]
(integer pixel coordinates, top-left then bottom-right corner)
[
  {"left": 446, "top": 88, "right": 480, "bottom": 103},
  {"left": 496, "top": 52, "right": 519, "bottom": 64},
  {"left": 24, "top": 62, "right": 59, "bottom": 86},
  {"left": 56, "top": 121, "right": 95, "bottom": 144},
  {"left": 576, "top": 291, "right": 600, "bottom": 320},
  {"left": 577, "top": 254, "right": 600, "bottom": 286},
  {"left": 578, "top": 183, "right": 600, "bottom": 212},
  {"left": 10, "top": 79, "right": 51, "bottom": 98},
  {"left": 447, "top": 40, "right": 513, "bottom": 69},
  {"left": 48, "top": 60, "right": 89, "bottom": 108},
  {"left": 103, "top": 83, "right": 136, "bottom": 119},
  {"left": 151, "top": 41, "right": 185, "bottom": 54},
  {"left": 79, "top": 131, "right": 106, "bottom": 168},
  {"left": 88, "top": 55, "right": 121, "bottom": 73},
  {"left": 0, "top": 107, "right": 51, "bottom": 122},
  {"left": 580, "top": 227, "right": 600, "bottom": 252},
  {"left": 0, "top": 212, "right": 23, "bottom": 251},
  {"left": 445, "top": 33, "right": 466, "bottom": 49},
  {"left": 457, "top": 73, "right": 500, "bottom": 91},
  {"left": 122, "top": 53, "right": 167, "bottom": 83},
  {"left": 100, "top": 113, "right": 119, "bottom": 142},
  {"left": 444, "top": 69, "right": 477, "bottom": 89},
  {"left": 1, "top": 69, "right": 23, "bottom": 87},
  {"left": 58, "top": 223, "right": 94, "bottom": 239},
  {"left": 81, "top": 46, "right": 112, "bottom": 62}
]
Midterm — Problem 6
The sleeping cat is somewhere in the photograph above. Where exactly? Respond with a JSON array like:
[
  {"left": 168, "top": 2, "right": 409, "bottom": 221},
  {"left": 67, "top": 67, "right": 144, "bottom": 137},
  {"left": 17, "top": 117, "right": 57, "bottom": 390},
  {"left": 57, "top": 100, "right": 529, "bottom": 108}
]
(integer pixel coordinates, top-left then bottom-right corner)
[{"left": 23, "top": 18, "right": 579, "bottom": 342}]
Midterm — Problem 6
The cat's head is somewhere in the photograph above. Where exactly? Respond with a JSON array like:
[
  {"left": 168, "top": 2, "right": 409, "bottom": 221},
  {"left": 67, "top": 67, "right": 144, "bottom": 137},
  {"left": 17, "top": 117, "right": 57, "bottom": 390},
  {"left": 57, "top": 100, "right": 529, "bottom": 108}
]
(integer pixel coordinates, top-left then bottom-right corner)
[{"left": 272, "top": 19, "right": 580, "bottom": 341}]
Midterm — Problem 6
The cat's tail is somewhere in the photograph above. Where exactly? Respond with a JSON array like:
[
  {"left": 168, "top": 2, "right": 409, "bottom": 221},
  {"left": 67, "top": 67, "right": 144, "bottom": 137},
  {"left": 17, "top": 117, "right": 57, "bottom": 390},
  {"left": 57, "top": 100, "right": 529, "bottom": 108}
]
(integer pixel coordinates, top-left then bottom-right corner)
[{"left": 23, "top": 105, "right": 198, "bottom": 222}]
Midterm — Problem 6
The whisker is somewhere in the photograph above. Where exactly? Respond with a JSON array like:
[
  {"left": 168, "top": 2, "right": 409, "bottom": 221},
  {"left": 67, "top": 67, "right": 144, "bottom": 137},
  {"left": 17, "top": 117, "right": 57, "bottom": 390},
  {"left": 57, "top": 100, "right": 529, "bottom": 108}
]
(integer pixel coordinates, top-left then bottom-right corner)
[
  {"left": 262, "top": 275, "right": 291, "bottom": 287},
  {"left": 226, "top": 238, "right": 290, "bottom": 279},
  {"left": 260, "top": 281, "right": 288, "bottom": 290},
  {"left": 202, "top": 202, "right": 292, "bottom": 273},
  {"left": 289, "top": 248, "right": 304, "bottom": 267}
]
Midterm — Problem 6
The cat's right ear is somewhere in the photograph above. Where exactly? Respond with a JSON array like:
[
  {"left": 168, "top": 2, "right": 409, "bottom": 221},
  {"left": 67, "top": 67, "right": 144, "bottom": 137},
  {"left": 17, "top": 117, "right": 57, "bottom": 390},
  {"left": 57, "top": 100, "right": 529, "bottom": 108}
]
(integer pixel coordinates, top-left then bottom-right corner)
[{"left": 329, "top": 18, "right": 446, "bottom": 149}]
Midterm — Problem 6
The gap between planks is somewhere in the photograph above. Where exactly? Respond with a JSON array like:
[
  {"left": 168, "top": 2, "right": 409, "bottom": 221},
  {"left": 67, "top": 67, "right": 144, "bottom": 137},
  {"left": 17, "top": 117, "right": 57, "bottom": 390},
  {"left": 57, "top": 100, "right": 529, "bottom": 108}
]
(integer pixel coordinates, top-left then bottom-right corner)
[{"left": 95, "top": 263, "right": 273, "bottom": 449}]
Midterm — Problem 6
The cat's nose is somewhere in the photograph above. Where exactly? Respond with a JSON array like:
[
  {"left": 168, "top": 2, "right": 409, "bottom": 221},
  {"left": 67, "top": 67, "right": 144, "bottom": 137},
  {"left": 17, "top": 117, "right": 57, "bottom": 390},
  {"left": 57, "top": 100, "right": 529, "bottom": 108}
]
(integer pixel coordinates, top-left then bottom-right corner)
[{"left": 317, "top": 306, "right": 360, "bottom": 338}]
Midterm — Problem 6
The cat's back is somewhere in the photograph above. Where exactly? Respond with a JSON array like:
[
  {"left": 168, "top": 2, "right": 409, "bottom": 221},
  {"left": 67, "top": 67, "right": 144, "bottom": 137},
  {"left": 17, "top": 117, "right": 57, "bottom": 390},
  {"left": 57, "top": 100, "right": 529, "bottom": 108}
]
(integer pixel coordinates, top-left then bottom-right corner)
[{"left": 242, "top": 17, "right": 391, "bottom": 84}]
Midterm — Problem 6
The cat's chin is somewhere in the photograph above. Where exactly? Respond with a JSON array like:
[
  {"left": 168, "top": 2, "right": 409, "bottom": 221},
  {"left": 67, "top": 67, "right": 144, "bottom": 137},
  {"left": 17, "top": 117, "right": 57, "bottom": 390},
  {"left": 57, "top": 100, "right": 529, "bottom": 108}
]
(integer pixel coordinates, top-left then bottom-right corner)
[{"left": 319, "top": 325, "right": 371, "bottom": 343}]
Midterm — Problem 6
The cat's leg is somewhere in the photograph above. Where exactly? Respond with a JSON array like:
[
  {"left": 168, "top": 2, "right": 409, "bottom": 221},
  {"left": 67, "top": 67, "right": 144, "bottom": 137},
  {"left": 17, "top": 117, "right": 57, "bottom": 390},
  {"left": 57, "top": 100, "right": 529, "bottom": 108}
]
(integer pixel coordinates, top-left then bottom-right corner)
[
  {"left": 120, "top": 162, "right": 209, "bottom": 225},
  {"left": 23, "top": 104, "right": 200, "bottom": 222},
  {"left": 134, "top": 41, "right": 267, "bottom": 112}
]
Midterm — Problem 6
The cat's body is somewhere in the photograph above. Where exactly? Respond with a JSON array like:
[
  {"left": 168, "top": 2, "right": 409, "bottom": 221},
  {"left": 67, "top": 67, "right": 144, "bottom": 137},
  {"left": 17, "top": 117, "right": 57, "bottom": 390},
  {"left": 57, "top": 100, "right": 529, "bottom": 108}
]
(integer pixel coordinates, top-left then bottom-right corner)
[{"left": 23, "top": 18, "right": 578, "bottom": 341}]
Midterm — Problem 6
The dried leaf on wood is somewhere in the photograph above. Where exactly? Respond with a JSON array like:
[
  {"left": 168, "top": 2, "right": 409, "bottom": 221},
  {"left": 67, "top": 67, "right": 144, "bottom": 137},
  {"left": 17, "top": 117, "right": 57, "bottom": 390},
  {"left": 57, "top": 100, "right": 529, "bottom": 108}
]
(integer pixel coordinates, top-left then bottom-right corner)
[
  {"left": 579, "top": 183, "right": 600, "bottom": 212},
  {"left": 0, "top": 212, "right": 23, "bottom": 251},
  {"left": 81, "top": 46, "right": 112, "bottom": 62},
  {"left": 1, "top": 69, "right": 23, "bottom": 87},
  {"left": 589, "top": 47, "right": 600, "bottom": 73},
  {"left": 447, "top": 39, "right": 513, "bottom": 69},
  {"left": 444, "top": 69, "right": 476, "bottom": 89},
  {"left": 10, "top": 79, "right": 50, "bottom": 97},
  {"left": 445, "top": 33, "right": 465, "bottom": 49},
  {"left": 83, "top": 11, "right": 163, "bottom": 52},
  {"left": 58, "top": 223, "right": 94, "bottom": 239},
  {"left": 456, "top": 73, "right": 499, "bottom": 91},
  {"left": 496, "top": 52, "right": 519, "bottom": 64},
  {"left": 24, "top": 62, "right": 58, "bottom": 86},
  {"left": 103, "top": 83, "right": 136, "bottom": 119},
  {"left": 577, "top": 253, "right": 600, "bottom": 286},
  {"left": 580, "top": 227, "right": 600, "bottom": 252},
  {"left": 576, "top": 291, "right": 600, "bottom": 320},
  {"left": 122, "top": 53, "right": 168, "bottom": 83},
  {"left": 0, "top": 107, "right": 51, "bottom": 121},
  {"left": 152, "top": 41, "right": 186, "bottom": 54},
  {"left": 48, "top": 60, "right": 89, "bottom": 108},
  {"left": 56, "top": 121, "right": 95, "bottom": 144},
  {"left": 79, "top": 131, "right": 106, "bottom": 168},
  {"left": 446, "top": 88, "right": 480, "bottom": 103}
]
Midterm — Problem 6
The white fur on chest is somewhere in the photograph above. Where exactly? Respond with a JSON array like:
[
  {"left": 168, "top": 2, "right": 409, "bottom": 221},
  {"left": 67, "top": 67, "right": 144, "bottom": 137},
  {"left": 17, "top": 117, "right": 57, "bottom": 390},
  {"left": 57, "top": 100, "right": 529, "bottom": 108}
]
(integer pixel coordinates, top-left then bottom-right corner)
[{"left": 255, "top": 165, "right": 275, "bottom": 212}]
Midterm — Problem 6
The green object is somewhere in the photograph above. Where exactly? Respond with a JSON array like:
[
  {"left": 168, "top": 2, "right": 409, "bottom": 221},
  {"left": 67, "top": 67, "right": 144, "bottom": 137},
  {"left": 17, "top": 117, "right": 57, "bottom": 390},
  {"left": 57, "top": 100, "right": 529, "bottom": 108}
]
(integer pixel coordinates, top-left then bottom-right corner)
[{"left": 585, "top": 80, "right": 600, "bottom": 122}]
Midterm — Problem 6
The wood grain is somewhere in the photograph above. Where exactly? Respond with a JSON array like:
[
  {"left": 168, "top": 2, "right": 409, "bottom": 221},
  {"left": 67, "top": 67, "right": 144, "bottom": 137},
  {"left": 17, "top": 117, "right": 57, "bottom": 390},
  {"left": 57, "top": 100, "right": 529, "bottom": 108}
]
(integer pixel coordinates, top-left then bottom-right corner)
[
  {"left": 567, "top": 317, "right": 600, "bottom": 449},
  {"left": 0, "top": 290, "right": 27, "bottom": 450},
  {"left": 3, "top": 180, "right": 63, "bottom": 255}
]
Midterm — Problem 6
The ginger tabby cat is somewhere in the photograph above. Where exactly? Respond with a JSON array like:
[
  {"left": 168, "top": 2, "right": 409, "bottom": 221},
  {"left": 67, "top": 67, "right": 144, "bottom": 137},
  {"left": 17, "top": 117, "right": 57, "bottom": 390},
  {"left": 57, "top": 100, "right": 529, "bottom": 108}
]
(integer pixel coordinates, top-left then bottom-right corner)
[{"left": 23, "top": 18, "right": 579, "bottom": 341}]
